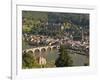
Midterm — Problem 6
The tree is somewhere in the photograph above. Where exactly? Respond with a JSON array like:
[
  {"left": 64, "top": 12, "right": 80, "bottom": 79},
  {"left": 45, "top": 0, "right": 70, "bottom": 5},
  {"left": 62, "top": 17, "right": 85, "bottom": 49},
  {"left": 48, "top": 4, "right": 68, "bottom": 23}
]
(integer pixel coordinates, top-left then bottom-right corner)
[
  {"left": 55, "top": 45, "right": 73, "bottom": 67},
  {"left": 22, "top": 51, "right": 40, "bottom": 69}
]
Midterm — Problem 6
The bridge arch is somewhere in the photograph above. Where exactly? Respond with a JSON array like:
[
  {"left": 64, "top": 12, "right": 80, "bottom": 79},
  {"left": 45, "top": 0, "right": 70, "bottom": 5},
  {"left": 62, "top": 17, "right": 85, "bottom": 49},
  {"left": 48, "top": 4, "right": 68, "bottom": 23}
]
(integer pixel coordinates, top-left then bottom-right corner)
[
  {"left": 24, "top": 50, "right": 35, "bottom": 57},
  {"left": 34, "top": 49, "right": 40, "bottom": 53},
  {"left": 41, "top": 48, "right": 46, "bottom": 53},
  {"left": 34, "top": 49, "right": 41, "bottom": 58},
  {"left": 27, "top": 50, "right": 34, "bottom": 54},
  {"left": 52, "top": 46, "right": 57, "bottom": 51},
  {"left": 47, "top": 47, "right": 51, "bottom": 52},
  {"left": 22, "top": 50, "right": 26, "bottom": 54},
  {"left": 41, "top": 48, "right": 47, "bottom": 57}
]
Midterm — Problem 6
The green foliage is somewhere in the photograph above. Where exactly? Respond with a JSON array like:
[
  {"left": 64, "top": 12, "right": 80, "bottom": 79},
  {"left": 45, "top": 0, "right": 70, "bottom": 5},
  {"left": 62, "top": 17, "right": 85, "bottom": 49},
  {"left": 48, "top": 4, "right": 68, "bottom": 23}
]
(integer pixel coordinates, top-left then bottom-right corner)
[
  {"left": 22, "top": 11, "right": 89, "bottom": 39},
  {"left": 22, "top": 11, "right": 48, "bottom": 21},
  {"left": 22, "top": 25, "right": 32, "bottom": 34},
  {"left": 55, "top": 45, "right": 73, "bottom": 67},
  {"left": 22, "top": 51, "right": 41, "bottom": 69}
]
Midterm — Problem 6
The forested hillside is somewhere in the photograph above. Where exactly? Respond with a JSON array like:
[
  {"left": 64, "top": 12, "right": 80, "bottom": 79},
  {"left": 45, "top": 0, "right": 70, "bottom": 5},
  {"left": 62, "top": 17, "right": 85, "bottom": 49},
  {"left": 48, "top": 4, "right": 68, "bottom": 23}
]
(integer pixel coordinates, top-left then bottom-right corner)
[{"left": 22, "top": 11, "right": 89, "bottom": 35}]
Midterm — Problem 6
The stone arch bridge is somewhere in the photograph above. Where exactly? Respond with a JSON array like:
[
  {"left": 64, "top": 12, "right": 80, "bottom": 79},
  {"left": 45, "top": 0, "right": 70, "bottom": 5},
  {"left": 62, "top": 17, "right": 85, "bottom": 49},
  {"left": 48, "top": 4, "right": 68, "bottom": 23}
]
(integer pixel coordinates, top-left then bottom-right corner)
[{"left": 23, "top": 45, "right": 60, "bottom": 54}]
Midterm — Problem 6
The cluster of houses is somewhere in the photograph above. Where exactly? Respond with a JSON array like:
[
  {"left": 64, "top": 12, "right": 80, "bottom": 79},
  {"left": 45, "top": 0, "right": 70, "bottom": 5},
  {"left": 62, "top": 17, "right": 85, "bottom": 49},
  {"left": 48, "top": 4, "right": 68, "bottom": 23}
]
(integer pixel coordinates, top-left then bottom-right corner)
[{"left": 23, "top": 33, "right": 89, "bottom": 51}]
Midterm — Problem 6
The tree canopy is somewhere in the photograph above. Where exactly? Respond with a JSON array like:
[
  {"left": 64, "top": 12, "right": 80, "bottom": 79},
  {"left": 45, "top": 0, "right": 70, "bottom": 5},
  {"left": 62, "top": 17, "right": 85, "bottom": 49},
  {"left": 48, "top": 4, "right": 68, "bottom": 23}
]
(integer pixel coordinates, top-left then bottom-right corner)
[
  {"left": 22, "top": 51, "right": 40, "bottom": 68},
  {"left": 55, "top": 45, "right": 73, "bottom": 67}
]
